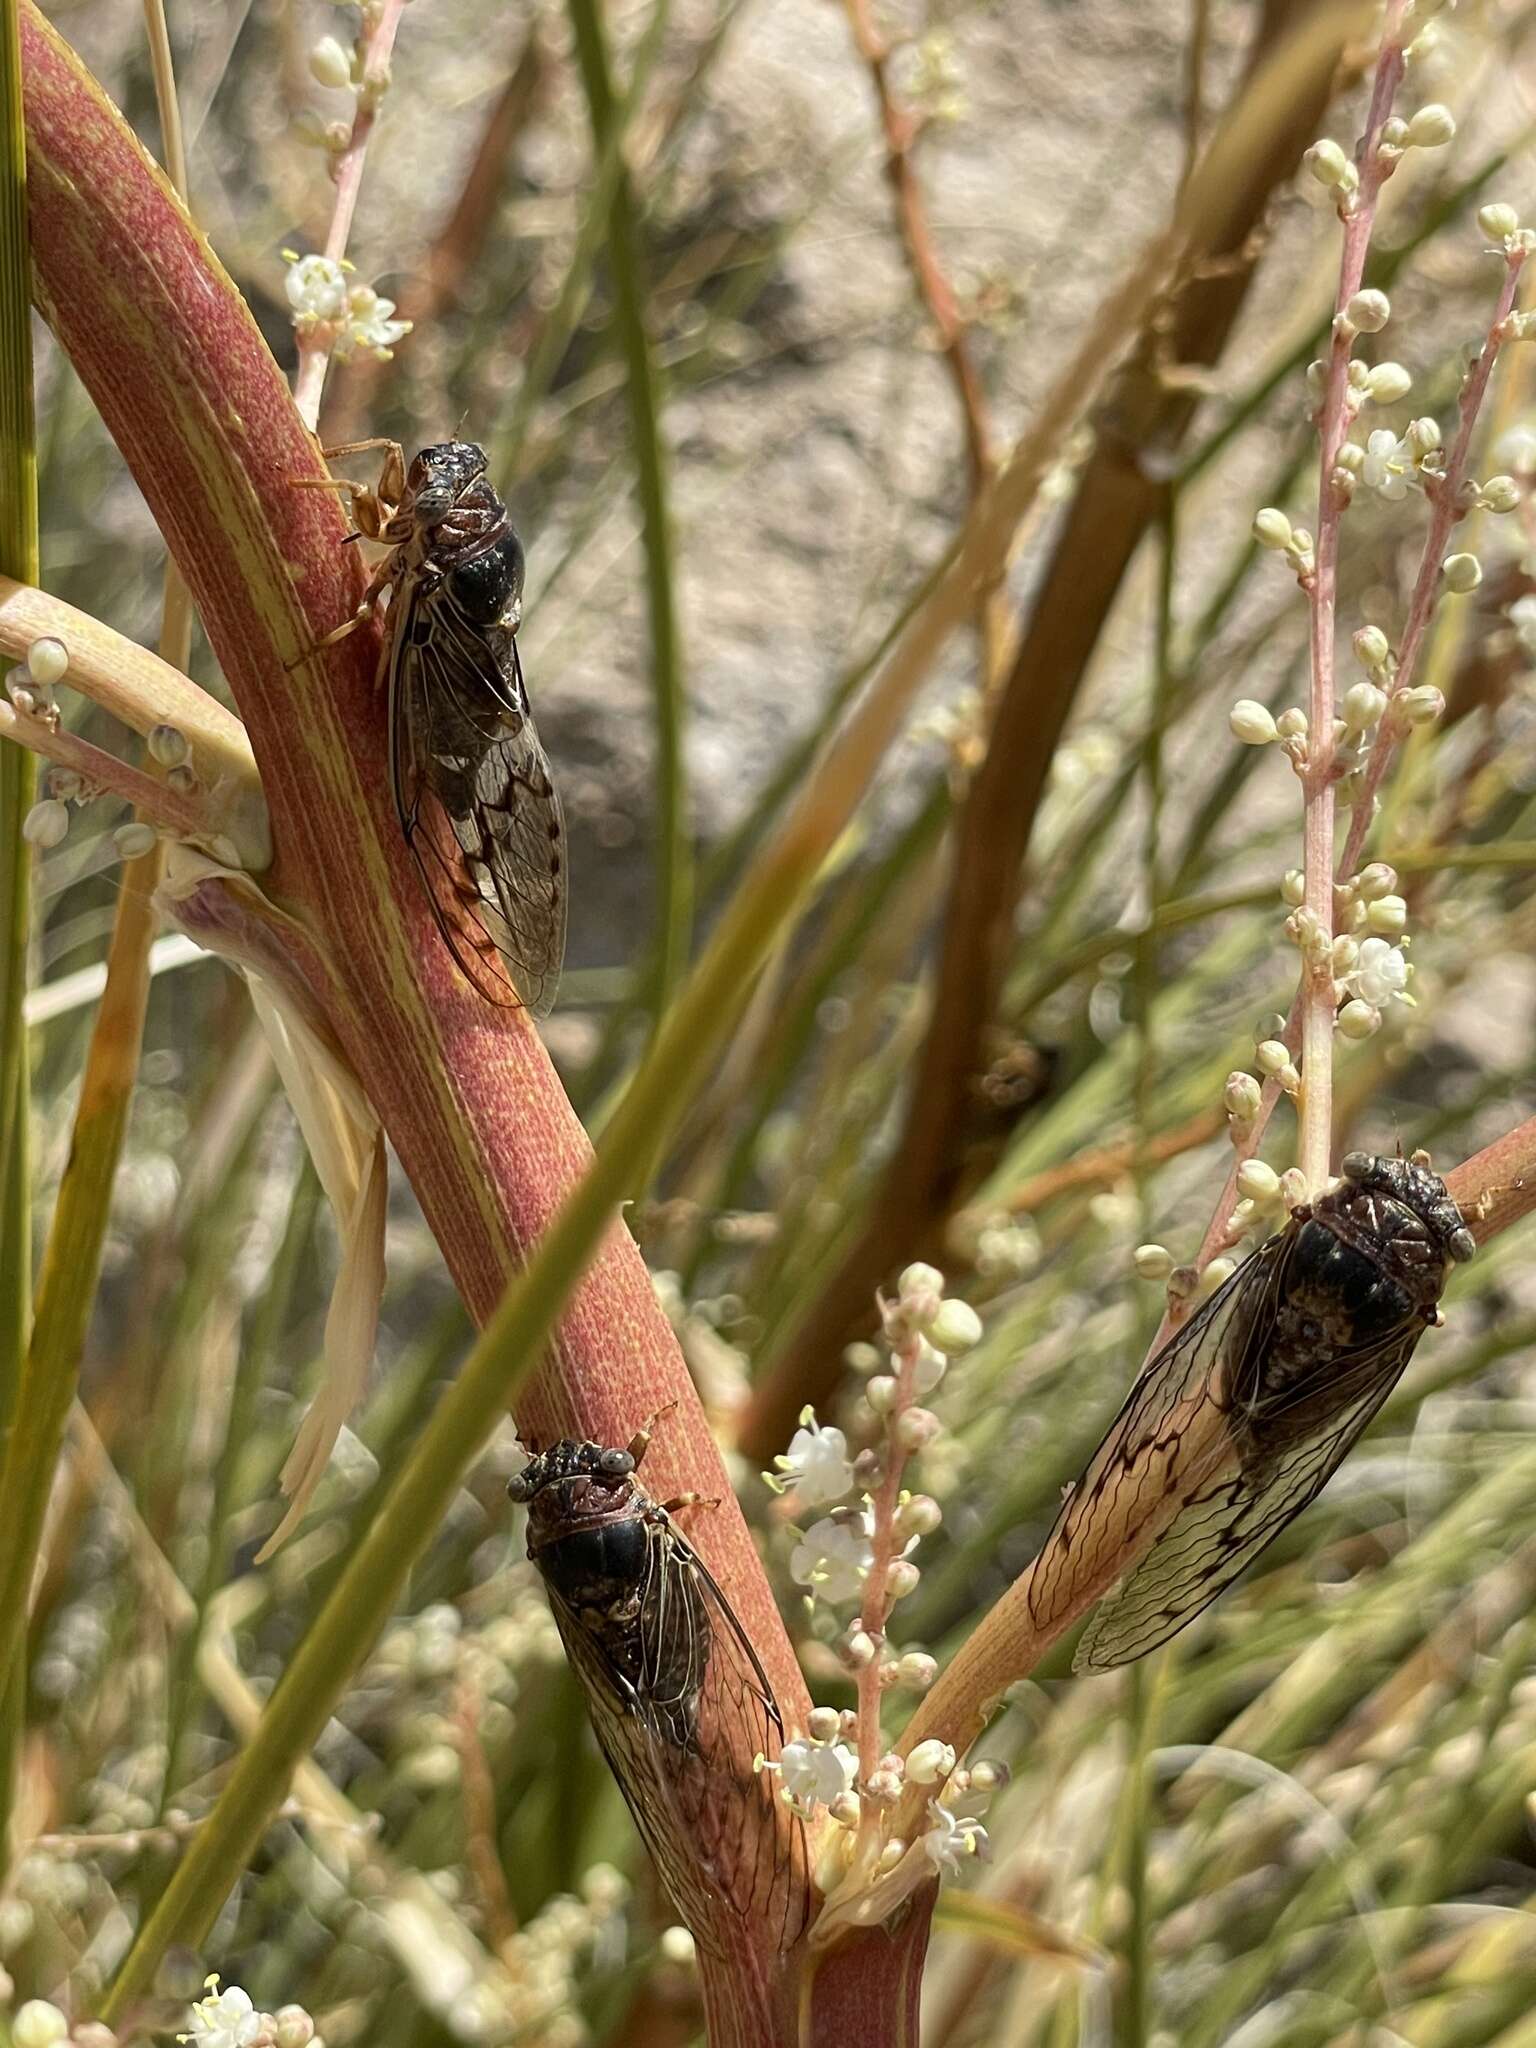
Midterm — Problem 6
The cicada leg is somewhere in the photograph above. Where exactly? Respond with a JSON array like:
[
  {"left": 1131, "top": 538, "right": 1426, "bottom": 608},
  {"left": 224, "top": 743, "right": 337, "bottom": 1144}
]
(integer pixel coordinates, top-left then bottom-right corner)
[
  {"left": 658, "top": 1492, "right": 722, "bottom": 1517},
  {"left": 625, "top": 1402, "right": 680, "bottom": 1468}
]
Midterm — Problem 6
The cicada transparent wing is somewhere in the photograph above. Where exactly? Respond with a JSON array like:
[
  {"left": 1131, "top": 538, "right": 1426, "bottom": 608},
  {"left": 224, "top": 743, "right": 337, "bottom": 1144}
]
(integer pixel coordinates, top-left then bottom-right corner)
[
  {"left": 1073, "top": 1342, "right": 1410, "bottom": 1669},
  {"left": 389, "top": 576, "right": 567, "bottom": 1016},
  {"left": 543, "top": 1514, "right": 810, "bottom": 1955},
  {"left": 1027, "top": 1239, "right": 1289, "bottom": 1640}
]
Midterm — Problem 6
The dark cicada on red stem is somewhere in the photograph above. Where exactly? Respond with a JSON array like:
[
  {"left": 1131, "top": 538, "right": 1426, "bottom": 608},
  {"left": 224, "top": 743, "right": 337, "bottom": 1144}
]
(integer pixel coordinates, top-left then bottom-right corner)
[
  {"left": 1031, "top": 1153, "right": 1476, "bottom": 1670},
  {"left": 299, "top": 439, "right": 566, "bottom": 1013},
  {"left": 507, "top": 1427, "right": 811, "bottom": 1953}
]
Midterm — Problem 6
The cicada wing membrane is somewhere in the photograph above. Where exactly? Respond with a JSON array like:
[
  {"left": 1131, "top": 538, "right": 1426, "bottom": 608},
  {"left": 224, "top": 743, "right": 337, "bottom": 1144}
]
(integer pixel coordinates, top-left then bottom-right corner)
[
  {"left": 388, "top": 578, "right": 567, "bottom": 1015},
  {"left": 1073, "top": 1323, "right": 1418, "bottom": 1669},
  {"left": 542, "top": 1515, "right": 810, "bottom": 1956},
  {"left": 1027, "top": 1239, "right": 1289, "bottom": 1636}
]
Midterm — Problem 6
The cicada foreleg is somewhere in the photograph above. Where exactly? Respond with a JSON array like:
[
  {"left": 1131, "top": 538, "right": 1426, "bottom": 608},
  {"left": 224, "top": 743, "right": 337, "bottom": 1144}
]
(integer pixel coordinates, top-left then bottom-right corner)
[{"left": 625, "top": 1402, "right": 680, "bottom": 1468}]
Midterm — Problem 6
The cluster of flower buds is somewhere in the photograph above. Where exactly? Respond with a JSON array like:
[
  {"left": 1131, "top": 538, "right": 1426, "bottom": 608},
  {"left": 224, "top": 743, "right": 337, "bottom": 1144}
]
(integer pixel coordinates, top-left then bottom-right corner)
[{"left": 1304, "top": 96, "right": 1455, "bottom": 215}]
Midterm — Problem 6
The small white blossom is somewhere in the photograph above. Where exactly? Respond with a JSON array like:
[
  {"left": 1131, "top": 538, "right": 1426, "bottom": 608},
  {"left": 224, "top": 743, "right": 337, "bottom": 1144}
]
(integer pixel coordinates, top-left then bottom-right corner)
[
  {"left": 1359, "top": 428, "right": 1412, "bottom": 500},
  {"left": 1252, "top": 507, "right": 1293, "bottom": 550},
  {"left": 284, "top": 252, "right": 349, "bottom": 323},
  {"left": 1443, "top": 551, "right": 1482, "bottom": 593},
  {"left": 309, "top": 35, "right": 355, "bottom": 90},
  {"left": 1479, "top": 202, "right": 1521, "bottom": 242},
  {"left": 1363, "top": 362, "right": 1412, "bottom": 405},
  {"left": 1134, "top": 1243, "right": 1173, "bottom": 1281},
  {"left": 1236, "top": 1159, "right": 1281, "bottom": 1203},
  {"left": 1406, "top": 103, "right": 1456, "bottom": 147},
  {"left": 21, "top": 801, "right": 68, "bottom": 849},
  {"left": 767, "top": 1413, "right": 854, "bottom": 1508},
  {"left": 923, "top": 1800, "right": 989, "bottom": 1876},
  {"left": 182, "top": 1978, "right": 266, "bottom": 2048},
  {"left": 790, "top": 1515, "right": 873, "bottom": 1604},
  {"left": 334, "top": 283, "right": 411, "bottom": 361},
  {"left": 1347, "top": 937, "right": 1411, "bottom": 1007},
  {"left": 1229, "top": 699, "right": 1277, "bottom": 745},
  {"left": 25, "top": 637, "right": 68, "bottom": 687},
  {"left": 775, "top": 1735, "right": 857, "bottom": 1810}
]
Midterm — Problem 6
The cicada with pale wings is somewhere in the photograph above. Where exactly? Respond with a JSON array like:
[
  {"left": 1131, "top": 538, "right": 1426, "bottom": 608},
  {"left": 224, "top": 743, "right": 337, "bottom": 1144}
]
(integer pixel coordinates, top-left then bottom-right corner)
[
  {"left": 300, "top": 439, "right": 566, "bottom": 1013},
  {"left": 508, "top": 1429, "right": 811, "bottom": 1953},
  {"left": 1031, "top": 1153, "right": 1475, "bottom": 1670}
]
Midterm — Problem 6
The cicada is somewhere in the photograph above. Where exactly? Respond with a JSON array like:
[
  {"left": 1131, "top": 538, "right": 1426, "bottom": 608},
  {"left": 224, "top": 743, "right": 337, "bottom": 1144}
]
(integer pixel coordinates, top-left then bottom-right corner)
[
  {"left": 507, "top": 1426, "right": 810, "bottom": 1952},
  {"left": 299, "top": 439, "right": 566, "bottom": 1014},
  {"left": 1031, "top": 1153, "right": 1476, "bottom": 1671}
]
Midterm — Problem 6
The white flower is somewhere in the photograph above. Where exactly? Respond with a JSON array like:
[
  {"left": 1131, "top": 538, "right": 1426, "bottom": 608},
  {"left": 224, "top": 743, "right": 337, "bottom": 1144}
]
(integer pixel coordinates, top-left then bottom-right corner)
[
  {"left": 183, "top": 1977, "right": 267, "bottom": 2048},
  {"left": 922, "top": 1800, "right": 989, "bottom": 1876},
  {"left": 1359, "top": 428, "right": 1413, "bottom": 500},
  {"left": 334, "top": 284, "right": 411, "bottom": 361},
  {"left": 776, "top": 1736, "right": 857, "bottom": 1809},
  {"left": 768, "top": 1414, "right": 854, "bottom": 1508},
  {"left": 284, "top": 252, "right": 349, "bottom": 323},
  {"left": 789, "top": 1515, "right": 873, "bottom": 1603},
  {"left": 1347, "top": 937, "right": 1411, "bottom": 1008}
]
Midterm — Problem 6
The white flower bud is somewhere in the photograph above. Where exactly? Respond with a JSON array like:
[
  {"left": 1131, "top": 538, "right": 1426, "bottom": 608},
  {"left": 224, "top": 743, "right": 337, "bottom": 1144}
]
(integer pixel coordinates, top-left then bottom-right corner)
[
  {"left": 148, "top": 722, "right": 190, "bottom": 767},
  {"left": 898, "top": 1261, "right": 944, "bottom": 1300},
  {"left": 968, "top": 1759, "right": 1010, "bottom": 1795},
  {"left": 899, "top": 1493, "right": 943, "bottom": 1538},
  {"left": 1402, "top": 684, "right": 1445, "bottom": 725},
  {"left": 1337, "top": 999, "right": 1381, "bottom": 1039},
  {"left": 113, "top": 822, "right": 158, "bottom": 860},
  {"left": 1252, "top": 507, "right": 1294, "bottom": 550},
  {"left": 843, "top": 1629, "right": 877, "bottom": 1668},
  {"left": 1133, "top": 1243, "right": 1173, "bottom": 1281},
  {"left": 13, "top": 2005, "right": 70, "bottom": 2048},
  {"left": 1406, "top": 103, "right": 1456, "bottom": 147},
  {"left": 1255, "top": 1038, "right": 1290, "bottom": 1075},
  {"left": 1229, "top": 698, "right": 1277, "bottom": 744},
  {"left": 906, "top": 1739, "right": 957, "bottom": 1785},
  {"left": 1275, "top": 707, "right": 1308, "bottom": 739},
  {"left": 896, "top": 1651, "right": 938, "bottom": 1690},
  {"left": 309, "top": 35, "right": 355, "bottom": 89},
  {"left": 1199, "top": 1256, "right": 1237, "bottom": 1296},
  {"left": 1353, "top": 625, "right": 1391, "bottom": 669},
  {"left": 1280, "top": 868, "right": 1306, "bottom": 907},
  {"left": 895, "top": 1406, "right": 941, "bottom": 1452},
  {"left": 1480, "top": 474, "right": 1520, "bottom": 514},
  {"left": 1402, "top": 417, "right": 1441, "bottom": 459},
  {"left": 886, "top": 1559, "right": 921, "bottom": 1601},
  {"left": 1331, "top": 934, "right": 1360, "bottom": 976},
  {"left": 1443, "top": 552, "right": 1482, "bottom": 592},
  {"left": 866, "top": 1375, "right": 899, "bottom": 1415},
  {"left": 1366, "top": 893, "right": 1408, "bottom": 936},
  {"left": 1224, "top": 1071, "right": 1262, "bottom": 1121},
  {"left": 22, "top": 800, "right": 68, "bottom": 848},
  {"left": 928, "top": 1298, "right": 982, "bottom": 1354},
  {"left": 1355, "top": 862, "right": 1398, "bottom": 901},
  {"left": 1364, "top": 362, "right": 1413, "bottom": 405},
  {"left": 1236, "top": 1159, "right": 1281, "bottom": 1203},
  {"left": 275, "top": 2011, "right": 317, "bottom": 2048},
  {"left": 25, "top": 636, "right": 68, "bottom": 687},
  {"left": 1306, "top": 139, "right": 1352, "bottom": 188},
  {"left": 807, "top": 1705, "right": 843, "bottom": 1743},
  {"left": 1479, "top": 203, "right": 1521, "bottom": 240},
  {"left": 1343, "top": 681, "right": 1388, "bottom": 730},
  {"left": 1346, "top": 288, "right": 1391, "bottom": 332},
  {"left": 1336, "top": 440, "right": 1365, "bottom": 475}
]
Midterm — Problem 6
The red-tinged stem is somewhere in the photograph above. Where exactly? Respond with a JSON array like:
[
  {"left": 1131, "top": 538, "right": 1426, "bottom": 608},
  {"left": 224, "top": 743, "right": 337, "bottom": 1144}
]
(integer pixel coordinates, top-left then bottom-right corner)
[
  {"left": 0, "top": 701, "right": 210, "bottom": 841},
  {"left": 20, "top": 1, "right": 819, "bottom": 2002}
]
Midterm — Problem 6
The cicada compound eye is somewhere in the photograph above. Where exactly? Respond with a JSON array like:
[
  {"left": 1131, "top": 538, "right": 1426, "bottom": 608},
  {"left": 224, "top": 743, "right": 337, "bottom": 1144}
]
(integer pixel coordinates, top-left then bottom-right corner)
[{"left": 598, "top": 1448, "right": 636, "bottom": 1478}]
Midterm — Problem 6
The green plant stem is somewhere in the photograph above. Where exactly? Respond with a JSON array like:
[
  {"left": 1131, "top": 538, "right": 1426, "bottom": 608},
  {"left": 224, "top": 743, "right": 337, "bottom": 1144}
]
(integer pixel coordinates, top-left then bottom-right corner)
[
  {"left": 566, "top": 0, "right": 690, "bottom": 1028},
  {"left": 0, "top": 0, "right": 37, "bottom": 1877}
]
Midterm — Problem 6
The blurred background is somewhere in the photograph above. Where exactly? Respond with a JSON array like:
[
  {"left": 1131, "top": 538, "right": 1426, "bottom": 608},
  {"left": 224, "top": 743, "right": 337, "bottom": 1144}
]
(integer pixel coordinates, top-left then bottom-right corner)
[{"left": 14, "top": 0, "right": 1536, "bottom": 2042}]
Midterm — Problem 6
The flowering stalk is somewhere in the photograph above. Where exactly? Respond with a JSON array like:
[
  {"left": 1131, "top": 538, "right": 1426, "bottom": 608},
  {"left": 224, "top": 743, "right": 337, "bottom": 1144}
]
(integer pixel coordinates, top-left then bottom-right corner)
[{"left": 290, "top": 0, "right": 410, "bottom": 431}]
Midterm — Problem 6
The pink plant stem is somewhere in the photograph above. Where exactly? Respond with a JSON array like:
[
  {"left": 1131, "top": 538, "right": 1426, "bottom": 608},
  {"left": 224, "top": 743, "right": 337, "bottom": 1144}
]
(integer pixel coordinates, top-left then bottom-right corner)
[
  {"left": 1296, "top": 4, "right": 1407, "bottom": 1195},
  {"left": 853, "top": 1320, "right": 922, "bottom": 1862},
  {"left": 1338, "top": 244, "right": 1530, "bottom": 874},
  {"left": 292, "top": 0, "right": 408, "bottom": 433}
]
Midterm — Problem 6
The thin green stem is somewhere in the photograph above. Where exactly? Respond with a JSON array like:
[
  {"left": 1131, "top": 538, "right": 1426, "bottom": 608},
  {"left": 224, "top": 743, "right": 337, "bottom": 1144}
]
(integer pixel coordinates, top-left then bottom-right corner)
[
  {"left": 0, "top": 0, "right": 38, "bottom": 1878},
  {"left": 567, "top": 0, "right": 691, "bottom": 1027}
]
